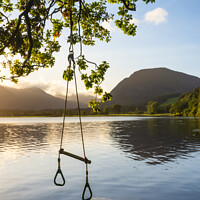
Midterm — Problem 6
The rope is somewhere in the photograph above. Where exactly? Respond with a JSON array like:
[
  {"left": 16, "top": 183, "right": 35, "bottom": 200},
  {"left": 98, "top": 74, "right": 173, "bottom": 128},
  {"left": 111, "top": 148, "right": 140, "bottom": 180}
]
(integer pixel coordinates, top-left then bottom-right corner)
[
  {"left": 74, "top": 64, "right": 92, "bottom": 198},
  {"left": 59, "top": 69, "right": 70, "bottom": 158},
  {"left": 73, "top": 63, "right": 88, "bottom": 172},
  {"left": 59, "top": 0, "right": 89, "bottom": 169},
  {"left": 69, "top": 0, "right": 73, "bottom": 52},
  {"left": 55, "top": 1, "right": 92, "bottom": 198},
  {"left": 69, "top": 0, "right": 87, "bottom": 166},
  {"left": 78, "top": 0, "right": 82, "bottom": 56},
  {"left": 59, "top": 0, "right": 73, "bottom": 156}
]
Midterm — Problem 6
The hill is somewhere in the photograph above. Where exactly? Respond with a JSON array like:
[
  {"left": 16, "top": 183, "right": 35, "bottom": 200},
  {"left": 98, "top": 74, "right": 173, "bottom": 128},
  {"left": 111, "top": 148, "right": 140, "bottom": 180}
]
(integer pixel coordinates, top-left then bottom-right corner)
[
  {"left": 0, "top": 86, "right": 84, "bottom": 110},
  {"left": 105, "top": 68, "right": 200, "bottom": 107}
]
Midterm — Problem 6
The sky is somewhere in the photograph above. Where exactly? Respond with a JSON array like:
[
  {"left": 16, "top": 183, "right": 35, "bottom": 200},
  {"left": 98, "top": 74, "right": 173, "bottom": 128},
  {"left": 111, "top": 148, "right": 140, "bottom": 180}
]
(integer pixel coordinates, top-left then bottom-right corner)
[{"left": 1, "top": 0, "right": 200, "bottom": 97}]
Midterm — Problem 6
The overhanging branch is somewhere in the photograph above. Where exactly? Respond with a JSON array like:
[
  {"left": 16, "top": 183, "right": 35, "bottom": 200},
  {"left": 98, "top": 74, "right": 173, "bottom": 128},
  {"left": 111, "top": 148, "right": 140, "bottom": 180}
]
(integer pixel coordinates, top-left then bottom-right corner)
[
  {"left": 0, "top": 0, "right": 34, "bottom": 54},
  {"left": 0, "top": 11, "right": 10, "bottom": 23},
  {"left": 121, "top": 0, "right": 136, "bottom": 11},
  {"left": 22, "top": 12, "right": 33, "bottom": 69}
]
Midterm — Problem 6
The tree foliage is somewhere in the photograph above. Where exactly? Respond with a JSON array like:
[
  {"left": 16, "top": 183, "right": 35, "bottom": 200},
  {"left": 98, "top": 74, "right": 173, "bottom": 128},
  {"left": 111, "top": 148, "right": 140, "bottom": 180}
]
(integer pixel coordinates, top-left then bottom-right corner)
[
  {"left": 0, "top": 0, "right": 155, "bottom": 110},
  {"left": 103, "top": 106, "right": 110, "bottom": 114},
  {"left": 170, "top": 88, "right": 200, "bottom": 117},
  {"left": 146, "top": 101, "right": 159, "bottom": 114},
  {"left": 112, "top": 104, "right": 121, "bottom": 114}
]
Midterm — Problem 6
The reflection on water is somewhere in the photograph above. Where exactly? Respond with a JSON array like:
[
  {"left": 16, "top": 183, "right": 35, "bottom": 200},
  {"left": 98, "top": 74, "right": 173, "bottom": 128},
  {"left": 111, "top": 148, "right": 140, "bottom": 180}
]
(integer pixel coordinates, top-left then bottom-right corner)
[
  {"left": 0, "top": 117, "right": 200, "bottom": 200},
  {"left": 0, "top": 121, "right": 111, "bottom": 159},
  {"left": 109, "top": 118, "right": 200, "bottom": 165},
  {"left": 1, "top": 117, "right": 200, "bottom": 165}
]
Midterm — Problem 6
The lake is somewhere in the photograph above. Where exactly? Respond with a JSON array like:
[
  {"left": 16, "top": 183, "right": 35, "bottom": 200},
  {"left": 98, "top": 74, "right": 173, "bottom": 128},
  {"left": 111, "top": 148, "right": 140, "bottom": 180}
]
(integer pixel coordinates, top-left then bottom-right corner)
[{"left": 0, "top": 116, "right": 200, "bottom": 200}]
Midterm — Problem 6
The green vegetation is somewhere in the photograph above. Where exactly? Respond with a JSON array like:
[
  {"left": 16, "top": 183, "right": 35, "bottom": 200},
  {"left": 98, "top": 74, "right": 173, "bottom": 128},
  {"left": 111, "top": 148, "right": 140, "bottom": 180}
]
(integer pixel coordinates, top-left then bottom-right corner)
[
  {"left": 146, "top": 101, "right": 159, "bottom": 114},
  {"left": 0, "top": 108, "right": 94, "bottom": 117},
  {"left": 160, "top": 97, "right": 179, "bottom": 106},
  {"left": 107, "top": 87, "right": 199, "bottom": 117},
  {"left": 170, "top": 88, "right": 200, "bottom": 117},
  {"left": 112, "top": 104, "right": 121, "bottom": 114},
  {"left": 145, "top": 88, "right": 200, "bottom": 117},
  {"left": 0, "top": 109, "right": 173, "bottom": 117}
]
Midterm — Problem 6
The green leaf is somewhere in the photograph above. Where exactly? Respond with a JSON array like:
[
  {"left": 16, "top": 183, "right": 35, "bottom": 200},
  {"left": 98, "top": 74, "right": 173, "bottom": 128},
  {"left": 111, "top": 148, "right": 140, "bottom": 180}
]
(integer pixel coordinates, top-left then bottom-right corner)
[{"left": 63, "top": 69, "right": 74, "bottom": 81}]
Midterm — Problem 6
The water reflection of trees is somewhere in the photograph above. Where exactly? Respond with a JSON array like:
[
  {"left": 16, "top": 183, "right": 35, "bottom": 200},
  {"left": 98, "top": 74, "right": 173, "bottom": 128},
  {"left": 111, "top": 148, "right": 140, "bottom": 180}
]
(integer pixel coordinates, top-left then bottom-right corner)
[
  {"left": 1, "top": 118, "right": 200, "bottom": 165},
  {"left": 109, "top": 118, "right": 200, "bottom": 165}
]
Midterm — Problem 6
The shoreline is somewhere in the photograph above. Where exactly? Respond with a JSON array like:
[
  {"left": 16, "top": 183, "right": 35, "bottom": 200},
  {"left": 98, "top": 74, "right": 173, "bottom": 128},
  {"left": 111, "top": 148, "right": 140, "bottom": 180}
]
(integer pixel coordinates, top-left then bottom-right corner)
[{"left": 0, "top": 113, "right": 185, "bottom": 118}]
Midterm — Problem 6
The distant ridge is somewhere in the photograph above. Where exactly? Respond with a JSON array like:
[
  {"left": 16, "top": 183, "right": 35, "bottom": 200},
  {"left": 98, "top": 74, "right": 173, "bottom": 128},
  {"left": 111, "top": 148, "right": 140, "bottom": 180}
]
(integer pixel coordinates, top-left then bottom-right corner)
[
  {"left": 106, "top": 68, "right": 200, "bottom": 106},
  {"left": 0, "top": 86, "right": 78, "bottom": 110},
  {"left": 1, "top": 68, "right": 200, "bottom": 110}
]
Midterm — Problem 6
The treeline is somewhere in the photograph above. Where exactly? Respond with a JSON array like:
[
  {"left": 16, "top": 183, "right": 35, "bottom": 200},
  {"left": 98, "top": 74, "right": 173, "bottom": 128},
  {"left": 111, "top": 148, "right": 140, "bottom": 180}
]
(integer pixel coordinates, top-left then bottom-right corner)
[
  {"left": 102, "top": 88, "right": 200, "bottom": 117},
  {"left": 134, "top": 87, "right": 200, "bottom": 117},
  {"left": 0, "top": 105, "right": 128, "bottom": 117},
  {"left": 102, "top": 102, "right": 170, "bottom": 115},
  {"left": 0, "top": 108, "right": 94, "bottom": 117},
  {"left": 170, "top": 87, "right": 200, "bottom": 117},
  {"left": 0, "top": 109, "right": 63, "bottom": 117},
  {"left": 1, "top": 88, "right": 199, "bottom": 117}
]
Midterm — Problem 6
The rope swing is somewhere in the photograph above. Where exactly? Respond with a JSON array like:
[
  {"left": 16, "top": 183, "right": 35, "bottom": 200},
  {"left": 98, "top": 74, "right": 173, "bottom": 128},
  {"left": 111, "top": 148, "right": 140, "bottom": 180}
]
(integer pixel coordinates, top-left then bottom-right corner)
[{"left": 54, "top": 1, "right": 92, "bottom": 199}]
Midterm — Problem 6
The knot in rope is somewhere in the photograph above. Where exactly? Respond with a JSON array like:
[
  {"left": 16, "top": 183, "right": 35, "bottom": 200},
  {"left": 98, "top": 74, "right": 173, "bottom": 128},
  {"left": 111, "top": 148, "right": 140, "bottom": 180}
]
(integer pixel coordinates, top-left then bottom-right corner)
[{"left": 68, "top": 50, "right": 75, "bottom": 68}]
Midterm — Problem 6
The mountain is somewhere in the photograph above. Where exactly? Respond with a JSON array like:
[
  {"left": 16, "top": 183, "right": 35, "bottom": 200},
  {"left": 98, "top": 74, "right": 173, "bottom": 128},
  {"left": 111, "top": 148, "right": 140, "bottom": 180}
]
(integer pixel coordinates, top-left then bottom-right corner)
[
  {"left": 56, "top": 93, "right": 98, "bottom": 107},
  {"left": 2, "top": 68, "right": 199, "bottom": 110},
  {"left": 0, "top": 86, "right": 86, "bottom": 110},
  {"left": 106, "top": 68, "right": 200, "bottom": 107}
]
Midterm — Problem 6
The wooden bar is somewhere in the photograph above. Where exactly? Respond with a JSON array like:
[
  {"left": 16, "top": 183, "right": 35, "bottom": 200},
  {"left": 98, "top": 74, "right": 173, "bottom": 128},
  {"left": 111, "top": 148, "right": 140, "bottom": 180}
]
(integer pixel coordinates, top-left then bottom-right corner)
[{"left": 59, "top": 148, "right": 91, "bottom": 164}]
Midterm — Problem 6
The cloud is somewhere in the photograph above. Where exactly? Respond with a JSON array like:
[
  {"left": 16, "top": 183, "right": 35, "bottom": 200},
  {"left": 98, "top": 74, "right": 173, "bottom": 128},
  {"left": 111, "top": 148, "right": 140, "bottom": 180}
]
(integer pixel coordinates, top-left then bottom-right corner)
[
  {"left": 144, "top": 8, "right": 168, "bottom": 25},
  {"left": 3, "top": 77, "right": 95, "bottom": 98},
  {"left": 130, "top": 17, "right": 140, "bottom": 25},
  {"left": 8, "top": 78, "right": 67, "bottom": 97},
  {"left": 102, "top": 19, "right": 116, "bottom": 32}
]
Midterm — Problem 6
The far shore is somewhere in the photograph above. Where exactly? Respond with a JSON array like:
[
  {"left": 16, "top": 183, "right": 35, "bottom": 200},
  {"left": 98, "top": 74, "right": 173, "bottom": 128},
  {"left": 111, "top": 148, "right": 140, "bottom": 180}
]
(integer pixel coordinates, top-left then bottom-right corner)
[{"left": 0, "top": 113, "right": 187, "bottom": 118}]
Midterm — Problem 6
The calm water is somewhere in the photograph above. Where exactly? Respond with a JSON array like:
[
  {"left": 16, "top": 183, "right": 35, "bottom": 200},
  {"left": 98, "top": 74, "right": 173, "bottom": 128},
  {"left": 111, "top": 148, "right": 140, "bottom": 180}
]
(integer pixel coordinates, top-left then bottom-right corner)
[{"left": 0, "top": 116, "right": 200, "bottom": 200}]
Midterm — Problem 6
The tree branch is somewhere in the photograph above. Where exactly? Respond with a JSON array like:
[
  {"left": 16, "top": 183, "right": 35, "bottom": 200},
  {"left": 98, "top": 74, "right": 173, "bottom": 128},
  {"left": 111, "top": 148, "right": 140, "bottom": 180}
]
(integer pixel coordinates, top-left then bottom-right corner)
[
  {"left": 22, "top": 12, "right": 33, "bottom": 69},
  {"left": 0, "top": 0, "right": 34, "bottom": 54},
  {"left": 0, "top": 14, "right": 22, "bottom": 53},
  {"left": 42, "top": 0, "right": 56, "bottom": 27},
  {"left": 0, "top": 11, "right": 10, "bottom": 23},
  {"left": 121, "top": 0, "right": 136, "bottom": 11}
]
